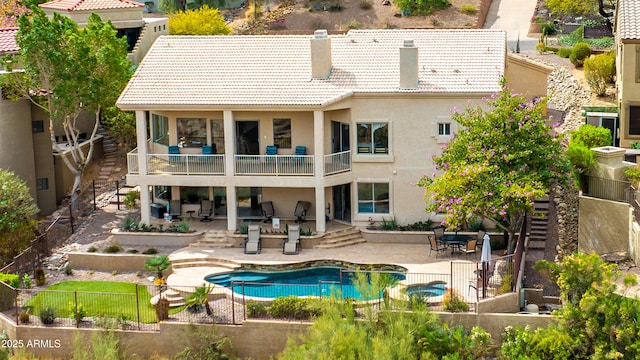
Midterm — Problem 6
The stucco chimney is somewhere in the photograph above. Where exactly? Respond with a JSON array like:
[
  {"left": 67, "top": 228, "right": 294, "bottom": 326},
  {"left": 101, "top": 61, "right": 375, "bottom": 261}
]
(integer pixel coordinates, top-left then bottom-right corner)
[
  {"left": 311, "top": 29, "right": 332, "bottom": 79},
  {"left": 399, "top": 39, "right": 419, "bottom": 89}
]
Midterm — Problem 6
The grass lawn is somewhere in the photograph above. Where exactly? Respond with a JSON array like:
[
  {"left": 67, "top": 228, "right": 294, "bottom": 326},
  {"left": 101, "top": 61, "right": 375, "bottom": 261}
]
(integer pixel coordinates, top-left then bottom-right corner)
[{"left": 24, "top": 281, "right": 177, "bottom": 323}]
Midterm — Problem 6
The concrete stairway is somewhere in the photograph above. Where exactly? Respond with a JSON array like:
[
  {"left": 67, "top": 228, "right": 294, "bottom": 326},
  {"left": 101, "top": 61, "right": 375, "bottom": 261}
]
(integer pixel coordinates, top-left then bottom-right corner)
[
  {"left": 528, "top": 197, "right": 550, "bottom": 250},
  {"left": 190, "top": 230, "right": 235, "bottom": 248},
  {"left": 170, "top": 256, "right": 241, "bottom": 270},
  {"left": 314, "top": 227, "right": 366, "bottom": 249}
]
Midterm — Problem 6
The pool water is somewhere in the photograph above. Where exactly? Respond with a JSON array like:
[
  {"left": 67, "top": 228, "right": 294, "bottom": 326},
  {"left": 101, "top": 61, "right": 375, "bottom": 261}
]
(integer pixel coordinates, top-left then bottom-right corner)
[
  {"left": 205, "top": 267, "right": 406, "bottom": 300},
  {"left": 406, "top": 281, "right": 447, "bottom": 299}
]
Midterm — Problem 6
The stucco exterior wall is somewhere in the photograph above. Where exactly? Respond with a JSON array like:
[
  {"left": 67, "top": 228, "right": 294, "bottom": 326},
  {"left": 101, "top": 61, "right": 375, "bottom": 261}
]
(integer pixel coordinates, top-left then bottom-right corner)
[
  {"left": 505, "top": 54, "right": 552, "bottom": 101},
  {"left": 0, "top": 97, "right": 36, "bottom": 202},
  {"left": 578, "top": 194, "right": 629, "bottom": 254},
  {"left": 68, "top": 252, "right": 168, "bottom": 273},
  {"left": 30, "top": 105, "right": 58, "bottom": 215},
  {"left": 129, "top": 18, "right": 168, "bottom": 65},
  {"left": 616, "top": 40, "right": 640, "bottom": 147}
]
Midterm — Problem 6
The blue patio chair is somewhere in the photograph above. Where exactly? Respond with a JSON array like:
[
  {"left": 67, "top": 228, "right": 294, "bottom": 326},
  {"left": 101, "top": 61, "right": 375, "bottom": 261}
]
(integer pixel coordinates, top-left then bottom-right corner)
[
  {"left": 295, "top": 146, "right": 306, "bottom": 156},
  {"left": 202, "top": 145, "right": 213, "bottom": 155},
  {"left": 266, "top": 145, "right": 277, "bottom": 155},
  {"left": 169, "top": 145, "right": 180, "bottom": 164}
]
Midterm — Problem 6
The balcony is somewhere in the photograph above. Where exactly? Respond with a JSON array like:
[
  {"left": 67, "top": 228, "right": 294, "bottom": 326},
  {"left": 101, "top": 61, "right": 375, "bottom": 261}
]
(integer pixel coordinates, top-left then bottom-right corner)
[{"left": 127, "top": 149, "right": 351, "bottom": 176}]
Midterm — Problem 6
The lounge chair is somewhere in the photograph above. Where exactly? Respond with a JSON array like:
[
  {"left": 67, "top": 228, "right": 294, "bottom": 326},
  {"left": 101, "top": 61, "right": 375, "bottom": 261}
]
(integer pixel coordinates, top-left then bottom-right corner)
[
  {"left": 476, "top": 229, "right": 486, "bottom": 250},
  {"left": 283, "top": 225, "right": 301, "bottom": 255},
  {"left": 261, "top": 201, "right": 275, "bottom": 223},
  {"left": 198, "top": 199, "right": 213, "bottom": 222},
  {"left": 243, "top": 224, "right": 261, "bottom": 254},
  {"left": 428, "top": 235, "right": 447, "bottom": 258},
  {"left": 168, "top": 200, "right": 182, "bottom": 221},
  {"left": 294, "top": 201, "right": 311, "bottom": 223}
]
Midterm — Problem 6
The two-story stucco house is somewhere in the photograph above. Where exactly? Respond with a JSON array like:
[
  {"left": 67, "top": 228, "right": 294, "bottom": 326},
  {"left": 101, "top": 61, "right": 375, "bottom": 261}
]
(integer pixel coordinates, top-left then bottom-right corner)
[{"left": 117, "top": 29, "right": 550, "bottom": 233}]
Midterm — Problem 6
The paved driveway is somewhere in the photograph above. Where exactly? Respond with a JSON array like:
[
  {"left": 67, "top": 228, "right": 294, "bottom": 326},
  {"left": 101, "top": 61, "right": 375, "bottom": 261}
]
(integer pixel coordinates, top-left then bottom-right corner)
[{"left": 484, "top": 0, "right": 539, "bottom": 52}]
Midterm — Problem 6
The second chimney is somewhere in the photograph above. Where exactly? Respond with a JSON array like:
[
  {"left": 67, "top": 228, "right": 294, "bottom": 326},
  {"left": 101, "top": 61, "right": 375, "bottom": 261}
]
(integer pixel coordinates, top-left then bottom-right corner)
[
  {"left": 399, "top": 39, "right": 419, "bottom": 89},
  {"left": 311, "top": 29, "right": 332, "bottom": 79}
]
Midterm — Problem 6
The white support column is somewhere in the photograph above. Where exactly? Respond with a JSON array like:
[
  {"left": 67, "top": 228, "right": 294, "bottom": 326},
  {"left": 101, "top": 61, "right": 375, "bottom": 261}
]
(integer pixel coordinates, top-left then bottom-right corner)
[
  {"left": 135, "top": 111, "right": 151, "bottom": 224},
  {"left": 314, "top": 111, "right": 326, "bottom": 233},
  {"left": 227, "top": 186, "right": 237, "bottom": 231},
  {"left": 140, "top": 183, "right": 151, "bottom": 224},
  {"left": 135, "top": 110, "right": 148, "bottom": 175},
  {"left": 223, "top": 111, "right": 237, "bottom": 231}
]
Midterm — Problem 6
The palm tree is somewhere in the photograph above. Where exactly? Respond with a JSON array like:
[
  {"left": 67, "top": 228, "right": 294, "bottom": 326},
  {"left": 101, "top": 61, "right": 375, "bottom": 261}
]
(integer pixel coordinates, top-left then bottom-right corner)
[
  {"left": 185, "top": 284, "right": 214, "bottom": 316},
  {"left": 144, "top": 254, "right": 171, "bottom": 279}
]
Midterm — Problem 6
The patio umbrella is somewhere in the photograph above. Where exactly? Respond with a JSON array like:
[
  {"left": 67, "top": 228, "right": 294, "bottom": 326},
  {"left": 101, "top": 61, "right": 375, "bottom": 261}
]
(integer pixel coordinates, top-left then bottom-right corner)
[{"left": 480, "top": 233, "right": 492, "bottom": 267}]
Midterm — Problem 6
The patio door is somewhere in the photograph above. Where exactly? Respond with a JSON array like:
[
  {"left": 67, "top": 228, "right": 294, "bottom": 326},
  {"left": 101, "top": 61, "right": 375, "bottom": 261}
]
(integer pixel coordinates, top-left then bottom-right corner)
[
  {"left": 331, "top": 121, "right": 350, "bottom": 153},
  {"left": 236, "top": 121, "right": 259, "bottom": 155},
  {"left": 333, "top": 184, "right": 351, "bottom": 222},
  {"left": 600, "top": 117, "right": 619, "bottom": 146}
]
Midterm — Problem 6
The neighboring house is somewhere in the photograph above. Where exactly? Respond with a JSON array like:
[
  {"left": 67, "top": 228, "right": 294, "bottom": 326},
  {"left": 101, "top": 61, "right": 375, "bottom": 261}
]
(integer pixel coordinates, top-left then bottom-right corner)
[
  {"left": 39, "top": 0, "right": 168, "bottom": 64},
  {"left": 0, "top": 0, "right": 166, "bottom": 216},
  {"left": 615, "top": 0, "right": 640, "bottom": 148},
  {"left": 117, "top": 29, "right": 550, "bottom": 232}
]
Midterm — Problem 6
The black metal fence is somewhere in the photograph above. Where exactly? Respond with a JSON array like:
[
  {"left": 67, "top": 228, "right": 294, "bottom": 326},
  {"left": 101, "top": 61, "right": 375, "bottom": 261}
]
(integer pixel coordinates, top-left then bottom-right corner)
[{"left": 1, "top": 261, "right": 517, "bottom": 331}]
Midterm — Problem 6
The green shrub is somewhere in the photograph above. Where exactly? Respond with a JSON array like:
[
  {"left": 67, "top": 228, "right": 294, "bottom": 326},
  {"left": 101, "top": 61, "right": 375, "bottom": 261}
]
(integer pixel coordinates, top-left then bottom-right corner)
[
  {"left": 468, "top": 218, "right": 486, "bottom": 231},
  {"left": 142, "top": 248, "right": 158, "bottom": 255},
  {"left": 443, "top": 289, "right": 469, "bottom": 312},
  {"left": 34, "top": 266, "right": 46, "bottom": 286},
  {"left": 300, "top": 227, "right": 313, "bottom": 236},
  {"left": 0, "top": 273, "right": 20, "bottom": 288},
  {"left": 127, "top": 249, "right": 139, "bottom": 254},
  {"left": 39, "top": 307, "right": 56, "bottom": 324},
  {"left": 394, "top": 0, "right": 451, "bottom": 16},
  {"left": 268, "top": 296, "right": 320, "bottom": 320},
  {"left": 64, "top": 265, "right": 73, "bottom": 276},
  {"left": 558, "top": 26, "right": 584, "bottom": 47},
  {"left": 124, "top": 190, "right": 139, "bottom": 209},
  {"left": 460, "top": 3, "right": 476, "bottom": 14},
  {"left": 104, "top": 244, "right": 123, "bottom": 253},
  {"left": 122, "top": 216, "right": 138, "bottom": 231},
  {"left": 584, "top": 51, "right": 615, "bottom": 96},
  {"left": 359, "top": 0, "right": 372, "bottom": 9},
  {"left": 246, "top": 300, "right": 267, "bottom": 318},
  {"left": 535, "top": 42, "right": 546, "bottom": 54},
  {"left": 344, "top": 19, "right": 364, "bottom": 29},
  {"left": 557, "top": 48, "right": 572, "bottom": 58},
  {"left": 625, "top": 167, "right": 640, "bottom": 186},
  {"left": 565, "top": 143, "right": 595, "bottom": 173},
  {"left": 69, "top": 302, "right": 86, "bottom": 323},
  {"left": 87, "top": 246, "right": 98, "bottom": 253},
  {"left": 380, "top": 217, "right": 398, "bottom": 230},
  {"left": 569, "top": 42, "right": 591, "bottom": 67},
  {"left": 570, "top": 123, "right": 612, "bottom": 148},
  {"left": 239, "top": 223, "right": 249, "bottom": 234},
  {"left": 632, "top": 142, "right": 640, "bottom": 150},
  {"left": 19, "top": 309, "right": 30, "bottom": 324},
  {"left": 22, "top": 273, "right": 30, "bottom": 289}
]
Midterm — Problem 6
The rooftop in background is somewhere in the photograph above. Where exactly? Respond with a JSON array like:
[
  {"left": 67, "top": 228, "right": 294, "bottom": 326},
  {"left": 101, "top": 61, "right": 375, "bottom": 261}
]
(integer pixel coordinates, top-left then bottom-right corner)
[
  {"left": 0, "top": 28, "right": 19, "bottom": 54},
  {"left": 39, "top": 0, "right": 143, "bottom": 11},
  {"left": 117, "top": 29, "right": 507, "bottom": 109},
  {"left": 615, "top": 0, "right": 640, "bottom": 39}
]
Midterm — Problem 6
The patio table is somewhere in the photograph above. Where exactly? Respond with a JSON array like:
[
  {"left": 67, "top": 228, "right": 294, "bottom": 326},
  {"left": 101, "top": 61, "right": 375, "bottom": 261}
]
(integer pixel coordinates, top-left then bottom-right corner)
[{"left": 439, "top": 234, "right": 472, "bottom": 256}]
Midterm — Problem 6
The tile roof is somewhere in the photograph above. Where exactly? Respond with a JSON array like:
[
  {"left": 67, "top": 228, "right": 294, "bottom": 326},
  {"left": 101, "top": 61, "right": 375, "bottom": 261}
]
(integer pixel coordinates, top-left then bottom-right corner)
[
  {"left": 617, "top": 0, "right": 640, "bottom": 39},
  {"left": 0, "top": 28, "right": 19, "bottom": 54},
  {"left": 117, "top": 29, "right": 506, "bottom": 108},
  {"left": 39, "top": 0, "right": 143, "bottom": 12}
]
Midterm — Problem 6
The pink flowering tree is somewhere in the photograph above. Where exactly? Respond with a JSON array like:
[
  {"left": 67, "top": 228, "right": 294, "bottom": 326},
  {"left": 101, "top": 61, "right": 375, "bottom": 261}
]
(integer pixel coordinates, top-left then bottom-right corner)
[
  {"left": 417, "top": 83, "right": 571, "bottom": 254},
  {"left": 0, "top": 0, "right": 29, "bottom": 28}
]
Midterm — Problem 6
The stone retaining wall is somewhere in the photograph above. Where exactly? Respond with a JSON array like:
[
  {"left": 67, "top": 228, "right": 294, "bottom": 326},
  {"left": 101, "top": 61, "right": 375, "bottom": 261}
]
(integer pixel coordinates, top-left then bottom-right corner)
[{"left": 110, "top": 229, "right": 203, "bottom": 247}]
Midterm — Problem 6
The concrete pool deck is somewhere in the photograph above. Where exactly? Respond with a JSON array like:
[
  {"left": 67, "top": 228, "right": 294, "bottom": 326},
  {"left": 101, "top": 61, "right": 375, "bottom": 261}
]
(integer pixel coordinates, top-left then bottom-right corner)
[{"left": 166, "top": 242, "right": 487, "bottom": 289}]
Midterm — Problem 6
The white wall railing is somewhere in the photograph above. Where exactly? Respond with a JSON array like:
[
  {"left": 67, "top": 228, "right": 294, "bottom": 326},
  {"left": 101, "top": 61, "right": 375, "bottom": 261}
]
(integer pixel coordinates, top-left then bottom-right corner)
[
  {"left": 127, "top": 149, "right": 352, "bottom": 177},
  {"left": 324, "top": 150, "right": 351, "bottom": 175},
  {"left": 234, "top": 155, "right": 314, "bottom": 176}
]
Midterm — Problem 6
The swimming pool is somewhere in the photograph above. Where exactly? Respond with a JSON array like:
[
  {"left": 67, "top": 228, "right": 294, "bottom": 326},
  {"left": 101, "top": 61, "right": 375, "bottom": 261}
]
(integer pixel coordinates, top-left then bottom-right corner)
[
  {"left": 205, "top": 266, "right": 406, "bottom": 300},
  {"left": 405, "top": 281, "right": 447, "bottom": 300}
]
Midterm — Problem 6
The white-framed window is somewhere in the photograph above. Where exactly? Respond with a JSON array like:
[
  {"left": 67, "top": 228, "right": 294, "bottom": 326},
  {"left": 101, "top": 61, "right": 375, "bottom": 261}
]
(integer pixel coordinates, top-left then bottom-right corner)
[
  {"left": 152, "top": 114, "right": 169, "bottom": 146},
  {"left": 177, "top": 118, "right": 206, "bottom": 148},
  {"left": 357, "top": 182, "right": 389, "bottom": 214},
  {"left": 36, "top": 178, "right": 48, "bottom": 191},
  {"left": 630, "top": 106, "right": 640, "bottom": 136},
  {"left": 356, "top": 122, "right": 388, "bottom": 154},
  {"left": 438, "top": 123, "right": 451, "bottom": 136},
  {"left": 273, "top": 118, "right": 291, "bottom": 149}
]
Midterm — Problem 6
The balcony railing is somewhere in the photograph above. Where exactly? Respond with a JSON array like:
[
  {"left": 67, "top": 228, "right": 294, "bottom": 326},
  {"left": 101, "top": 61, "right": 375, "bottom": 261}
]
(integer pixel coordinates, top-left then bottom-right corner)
[
  {"left": 324, "top": 150, "right": 351, "bottom": 175},
  {"left": 127, "top": 149, "right": 352, "bottom": 176},
  {"left": 234, "top": 155, "right": 314, "bottom": 176},
  {"left": 583, "top": 175, "right": 630, "bottom": 203},
  {"left": 127, "top": 149, "right": 225, "bottom": 175}
]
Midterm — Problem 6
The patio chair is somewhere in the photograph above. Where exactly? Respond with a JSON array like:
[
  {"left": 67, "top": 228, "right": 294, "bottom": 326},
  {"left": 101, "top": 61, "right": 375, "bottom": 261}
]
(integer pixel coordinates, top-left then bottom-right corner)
[
  {"left": 294, "top": 201, "right": 311, "bottom": 223},
  {"left": 198, "top": 199, "right": 213, "bottom": 222},
  {"left": 266, "top": 145, "right": 278, "bottom": 156},
  {"left": 428, "top": 235, "right": 447, "bottom": 258},
  {"left": 243, "top": 224, "right": 261, "bottom": 254},
  {"left": 283, "top": 225, "right": 301, "bottom": 255},
  {"left": 168, "top": 200, "right": 182, "bottom": 221},
  {"left": 433, "top": 226, "right": 445, "bottom": 242},
  {"left": 261, "top": 201, "right": 275, "bottom": 223},
  {"left": 168, "top": 145, "right": 180, "bottom": 164},
  {"left": 460, "top": 239, "right": 478, "bottom": 260}
]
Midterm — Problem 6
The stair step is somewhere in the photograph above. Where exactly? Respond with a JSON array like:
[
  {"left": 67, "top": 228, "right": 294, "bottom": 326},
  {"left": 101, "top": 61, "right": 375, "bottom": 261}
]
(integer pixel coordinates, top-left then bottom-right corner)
[
  {"left": 528, "top": 240, "right": 547, "bottom": 250},
  {"left": 315, "top": 238, "right": 366, "bottom": 249}
]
